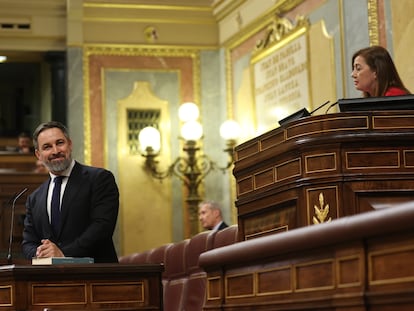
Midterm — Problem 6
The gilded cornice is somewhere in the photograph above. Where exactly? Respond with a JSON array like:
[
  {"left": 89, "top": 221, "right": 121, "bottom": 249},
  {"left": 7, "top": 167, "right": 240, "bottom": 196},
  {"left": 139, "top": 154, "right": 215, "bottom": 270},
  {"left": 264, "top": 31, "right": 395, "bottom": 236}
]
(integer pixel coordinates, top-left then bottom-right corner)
[
  {"left": 83, "top": 16, "right": 216, "bottom": 25},
  {"left": 223, "top": 0, "right": 305, "bottom": 48},
  {"left": 252, "top": 15, "right": 308, "bottom": 55},
  {"left": 0, "top": 0, "right": 66, "bottom": 14},
  {"left": 83, "top": 2, "right": 215, "bottom": 25},
  {"left": 84, "top": 43, "right": 214, "bottom": 55},
  {"left": 276, "top": 0, "right": 308, "bottom": 12},
  {"left": 211, "top": 0, "right": 226, "bottom": 10},
  {"left": 213, "top": 0, "right": 247, "bottom": 22},
  {"left": 83, "top": 2, "right": 212, "bottom": 12},
  {"left": 214, "top": 0, "right": 303, "bottom": 23}
]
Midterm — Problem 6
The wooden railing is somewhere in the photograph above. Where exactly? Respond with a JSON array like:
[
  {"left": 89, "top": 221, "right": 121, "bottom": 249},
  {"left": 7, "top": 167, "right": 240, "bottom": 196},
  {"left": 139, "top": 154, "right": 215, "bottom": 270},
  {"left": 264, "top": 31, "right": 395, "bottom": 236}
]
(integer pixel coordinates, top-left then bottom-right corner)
[{"left": 200, "top": 201, "right": 414, "bottom": 310}]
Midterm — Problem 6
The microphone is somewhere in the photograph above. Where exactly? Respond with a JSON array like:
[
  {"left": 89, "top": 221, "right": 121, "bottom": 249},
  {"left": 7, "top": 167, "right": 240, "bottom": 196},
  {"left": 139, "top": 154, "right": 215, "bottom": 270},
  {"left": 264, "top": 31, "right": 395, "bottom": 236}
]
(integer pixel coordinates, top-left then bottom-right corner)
[
  {"left": 325, "top": 101, "right": 339, "bottom": 114},
  {"left": 310, "top": 100, "right": 330, "bottom": 115},
  {"left": 7, "top": 187, "right": 28, "bottom": 264},
  {"left": 277, "top": 100, "right": 333, "bottom": 127}
]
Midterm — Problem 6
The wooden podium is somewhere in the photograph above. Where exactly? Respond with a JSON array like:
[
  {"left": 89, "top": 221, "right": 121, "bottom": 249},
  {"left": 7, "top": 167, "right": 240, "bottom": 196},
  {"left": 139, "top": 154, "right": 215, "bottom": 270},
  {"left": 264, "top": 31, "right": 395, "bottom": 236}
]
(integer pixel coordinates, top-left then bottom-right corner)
[
  {"left": 234, "top": 110, "right": 414, "bottom": 240},
  {"left": 0, "top": 263, "right": 163, "bottom": 310},
  {"left": 199, "top": 107, "right": 414, "bottom": 310}
]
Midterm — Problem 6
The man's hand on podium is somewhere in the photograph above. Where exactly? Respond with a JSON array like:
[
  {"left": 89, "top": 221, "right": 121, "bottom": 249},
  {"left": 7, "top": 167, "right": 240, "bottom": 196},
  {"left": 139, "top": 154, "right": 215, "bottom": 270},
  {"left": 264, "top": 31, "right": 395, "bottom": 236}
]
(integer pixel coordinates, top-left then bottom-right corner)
[{"left": 36, "top": 239, "right": 64, "bottom": 258}]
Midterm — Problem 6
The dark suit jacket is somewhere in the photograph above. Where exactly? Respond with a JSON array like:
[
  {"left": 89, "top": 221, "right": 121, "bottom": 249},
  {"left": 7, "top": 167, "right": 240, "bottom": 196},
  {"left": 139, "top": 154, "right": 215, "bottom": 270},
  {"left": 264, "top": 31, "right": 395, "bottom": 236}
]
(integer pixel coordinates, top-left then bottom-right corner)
[
  {"left": 22, "top": 161, "right": 119, "bottom": 263},
  {"left": 217, "top": 221, "right": 228, "bottom": 231}
]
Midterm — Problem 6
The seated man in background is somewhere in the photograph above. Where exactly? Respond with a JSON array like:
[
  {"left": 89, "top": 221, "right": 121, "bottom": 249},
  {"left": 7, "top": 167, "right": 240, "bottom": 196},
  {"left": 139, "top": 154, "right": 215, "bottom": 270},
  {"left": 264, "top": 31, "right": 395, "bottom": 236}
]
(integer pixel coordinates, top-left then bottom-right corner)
[
  {"left": 198, "top": 200, "right": 228, "bottom": 231},
  {"left": 16, "top": 132, "right": 35, "bottom": 154}
]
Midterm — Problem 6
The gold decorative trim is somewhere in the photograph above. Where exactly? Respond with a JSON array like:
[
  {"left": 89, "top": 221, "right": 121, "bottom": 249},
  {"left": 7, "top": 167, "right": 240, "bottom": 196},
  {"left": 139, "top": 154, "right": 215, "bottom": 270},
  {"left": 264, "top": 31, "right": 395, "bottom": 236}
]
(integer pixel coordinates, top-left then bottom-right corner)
[
  {"left": 294, "top": 259, "right": 336, "bottom": 292},
  {"left": 253, "top": 167, "right": 275, "bottom": 189},
  {"left": 237, "top": 175, "right": 254, "bottom": 195},
  {"left": 253, "top": 167, "right": 275, "bottom": 190},
  {"left": 345, "top": 150, "right": 400, "bottom": 170},
  {"left": 206, "top": 276, "right": 222, "bottom": 301},
  {"left": 250, "top": 19, "right": 309, "bottom": 64},
  {"left": 83, "top": 44, "right": 202, "bottom": 165},
  {"left": 214, "top": 0, "right": 247, "bottom": 23},
  {"left": 83, "top": 16, "right": 216, "bottom": 25},
  {"left": 256, "top": 266, "right": 293, "bottom": 296},
  {"left": 212, "top": 254, "right": 364, "bottom": 301},
  {"left": 225, "top": 272, "right": 255, "bottom": 299},
  {"left": 372, "top": 115, "right": 414, "bottom": 130},
  {"left": 368, "top": 244, "right": 414, "bottom": 285},
  {"left": 83, "top": 3, "right": 213, "bottom": 12},
  {"left": 253, "top": 15, "right": 308, "bottom": 54},
  {"left": 305, "top": 152, "right": 337, "bottom": 174},
  {"left": 338, "top": 0, "right": 346, "bottom": 98},
  {"left": 238, "top": 157, "right": 302, "bottom": 194},
  {"left": 275, "top": 158, "right": 302, "bottom": 183},
  {"left": 336, "top": 255, "right": 363, "bottom": 288},
  {"left": 84, "top": 43, "right": 205, "bottom": 56},
  {"left": 254, "top": 15, "right": 294, "bottom": 51},
  {"left": 312, "top": 192, "right": 332, "bottom": 224},
  {"left": 403, "top": 150, "right": 414, "bottom": 168},
  {"left": 306, "top": 185, "right": 339, "bottom": 226},
  {"left": 83, "top": 49, "right": 92, "bottom": 164},
  {"left": 31, "top": 283, "right": 87, "bottom": 305},
  {"left": 367, "top": 0, "right": 379, "bottom": 46},
  {"left": 260, "top": 131, "right": 285, "bottom": 151},
  {"left": 274, "top": 0, "right": 307, "bottom": 15},
  {"left": 101, "top": 67, "right": 108, "bottom": 167},
  {"left": 0, "top": 285, "right": 12, "bottom": 306},
  {"left": 90, "top": 282, "right": 144, "bottom": 303},
  {"left": 217, "top": 0, "right": 304, "bottom": 24},
  {"left": 285, "top": 115, "right": 369, "bottom": 140},
  {"left": 144, "top": 26, "right": 158, "bottom": 44}
]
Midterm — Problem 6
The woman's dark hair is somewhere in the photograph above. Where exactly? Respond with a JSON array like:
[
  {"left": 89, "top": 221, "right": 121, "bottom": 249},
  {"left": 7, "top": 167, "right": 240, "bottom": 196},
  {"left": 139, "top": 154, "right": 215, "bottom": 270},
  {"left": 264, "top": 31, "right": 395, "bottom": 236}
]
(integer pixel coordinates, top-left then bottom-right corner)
[{"left": 352, "top": 45, "right": 410, "bottom": 97}]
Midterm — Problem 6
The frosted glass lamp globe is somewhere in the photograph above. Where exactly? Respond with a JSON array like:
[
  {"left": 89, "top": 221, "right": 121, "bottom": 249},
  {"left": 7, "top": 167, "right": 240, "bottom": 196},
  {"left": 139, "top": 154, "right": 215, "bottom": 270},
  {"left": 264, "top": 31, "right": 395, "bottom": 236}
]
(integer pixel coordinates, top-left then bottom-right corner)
[
  {"left": 219, "top": 120, "right": 241, "bottom": 141},
  {"left": 178, "top": 102, "right": 200, "bottom": 122},
  {"left": 138, "top": 126, "right": 161, "bottom": 153},
  {"left": 181, "top": 121, "right": 203, "bottom": 141}
]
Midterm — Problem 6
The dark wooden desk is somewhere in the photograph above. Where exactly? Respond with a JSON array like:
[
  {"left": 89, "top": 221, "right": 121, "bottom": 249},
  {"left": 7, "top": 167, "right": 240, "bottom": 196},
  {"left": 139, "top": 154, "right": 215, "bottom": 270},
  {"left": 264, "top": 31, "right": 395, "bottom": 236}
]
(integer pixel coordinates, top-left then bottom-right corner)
[{"left": 0, "top": 263, "right": 163, "bottom": 310}]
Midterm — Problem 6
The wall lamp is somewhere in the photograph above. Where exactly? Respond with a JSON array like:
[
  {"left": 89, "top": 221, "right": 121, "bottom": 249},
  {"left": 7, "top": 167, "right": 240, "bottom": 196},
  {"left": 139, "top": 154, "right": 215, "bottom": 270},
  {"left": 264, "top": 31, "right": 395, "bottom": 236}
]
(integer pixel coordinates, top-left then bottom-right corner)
[{"left": 138, "top": 102, "right": 241, "bottom": 236}]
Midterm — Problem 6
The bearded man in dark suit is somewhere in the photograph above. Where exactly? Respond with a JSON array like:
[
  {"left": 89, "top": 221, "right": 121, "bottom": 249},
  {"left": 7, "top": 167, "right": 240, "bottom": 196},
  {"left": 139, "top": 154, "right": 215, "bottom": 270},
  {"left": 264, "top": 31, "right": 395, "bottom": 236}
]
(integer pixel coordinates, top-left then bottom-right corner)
[{"left": 22, "top": 121, "right": 119, "bottom": 263}]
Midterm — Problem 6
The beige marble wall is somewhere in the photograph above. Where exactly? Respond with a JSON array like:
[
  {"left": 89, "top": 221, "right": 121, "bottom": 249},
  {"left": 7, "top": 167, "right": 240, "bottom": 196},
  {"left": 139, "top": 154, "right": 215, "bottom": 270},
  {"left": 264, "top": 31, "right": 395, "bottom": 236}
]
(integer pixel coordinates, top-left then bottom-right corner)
[
  {"left": 84, "top": 47, "right": 199, "bottom": 252},
  {"left": 117, "top": 82, "right": 173, "bottom": 254},
  {"left": 225, "top": 2, "right": 335, "bottom": 139}
]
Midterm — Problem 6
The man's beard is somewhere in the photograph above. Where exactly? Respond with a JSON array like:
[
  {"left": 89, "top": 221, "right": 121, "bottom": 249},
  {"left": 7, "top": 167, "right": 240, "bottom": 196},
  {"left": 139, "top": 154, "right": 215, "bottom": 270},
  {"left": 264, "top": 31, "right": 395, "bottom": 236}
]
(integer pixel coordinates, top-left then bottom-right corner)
[{"left": 44, "top": 155, "right": 72, "bottom": 173}]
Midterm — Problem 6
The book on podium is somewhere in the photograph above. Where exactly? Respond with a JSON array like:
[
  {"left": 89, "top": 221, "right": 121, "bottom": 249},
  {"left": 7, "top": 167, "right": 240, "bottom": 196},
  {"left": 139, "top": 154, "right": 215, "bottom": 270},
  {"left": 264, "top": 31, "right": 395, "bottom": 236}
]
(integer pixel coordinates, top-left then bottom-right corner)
[{"left": 32, "top": 256, "right": 94, "bottom": 265}]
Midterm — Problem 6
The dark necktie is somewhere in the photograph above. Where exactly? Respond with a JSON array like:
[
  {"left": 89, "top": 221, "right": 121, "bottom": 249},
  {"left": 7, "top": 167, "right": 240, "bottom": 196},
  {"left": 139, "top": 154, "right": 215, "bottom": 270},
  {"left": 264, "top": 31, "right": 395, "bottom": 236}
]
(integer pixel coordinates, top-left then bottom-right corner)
[{"left": 51, "top": 176, "right": 63, "bottom": 235}]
